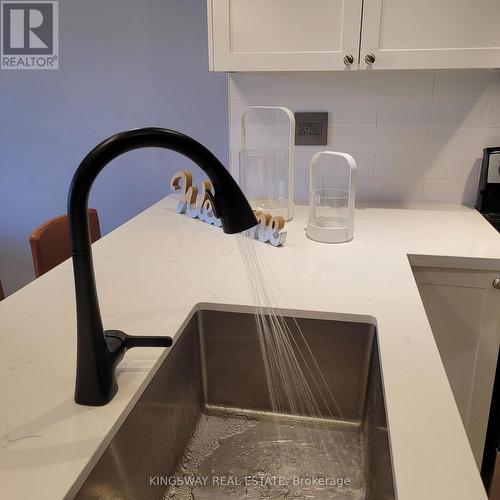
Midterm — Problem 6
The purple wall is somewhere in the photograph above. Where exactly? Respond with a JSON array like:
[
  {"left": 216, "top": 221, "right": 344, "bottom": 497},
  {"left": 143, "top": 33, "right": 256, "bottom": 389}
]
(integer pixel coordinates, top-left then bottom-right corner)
[{"left": 0, "top": 0, "right": 228, "bottom": 295}]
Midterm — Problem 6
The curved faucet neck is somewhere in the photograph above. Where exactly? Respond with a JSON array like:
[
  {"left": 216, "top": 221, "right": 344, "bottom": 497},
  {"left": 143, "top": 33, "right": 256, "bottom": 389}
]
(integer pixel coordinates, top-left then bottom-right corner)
[{"left": 68, "top": 127, "right": 256, "bottom": 406}]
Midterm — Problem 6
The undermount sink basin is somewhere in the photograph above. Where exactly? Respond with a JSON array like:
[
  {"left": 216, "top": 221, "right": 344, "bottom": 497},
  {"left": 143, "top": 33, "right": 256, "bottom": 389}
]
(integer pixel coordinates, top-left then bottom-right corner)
[{"left": 75, "top": 308, "right": 395, "bottom": 499}]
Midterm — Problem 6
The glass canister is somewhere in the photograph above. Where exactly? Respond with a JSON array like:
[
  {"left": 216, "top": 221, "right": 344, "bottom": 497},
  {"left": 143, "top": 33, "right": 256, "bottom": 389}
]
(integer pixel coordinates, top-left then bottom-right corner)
[
  {"left": 239, "top": 106, "right": 295, "bottom": 221},
  {"left": 306, "top": 151, "right": 357, "bottom": 243}
]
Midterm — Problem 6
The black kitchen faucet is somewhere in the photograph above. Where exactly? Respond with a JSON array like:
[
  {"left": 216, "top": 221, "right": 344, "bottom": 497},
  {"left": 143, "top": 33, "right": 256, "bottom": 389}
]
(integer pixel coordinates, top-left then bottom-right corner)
[{"left": 68, "top": 127, "right": 257, "bottom": 406}]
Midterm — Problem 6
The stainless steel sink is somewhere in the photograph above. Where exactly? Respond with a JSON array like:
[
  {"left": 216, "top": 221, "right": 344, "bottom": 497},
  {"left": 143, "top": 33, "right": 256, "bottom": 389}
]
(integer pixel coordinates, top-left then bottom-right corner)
[{"left": 75, "top": 309, "right": 395, "bottom": 499}]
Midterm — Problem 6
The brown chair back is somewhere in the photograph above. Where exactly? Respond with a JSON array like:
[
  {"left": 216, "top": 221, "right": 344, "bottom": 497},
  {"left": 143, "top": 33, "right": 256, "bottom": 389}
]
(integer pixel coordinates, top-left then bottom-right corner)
[
  {"left": 0, "top": 280, "right": 4, "bottom": 301},
  {"left": 29, "top": 209, "right": 101, "bottom": 278}
]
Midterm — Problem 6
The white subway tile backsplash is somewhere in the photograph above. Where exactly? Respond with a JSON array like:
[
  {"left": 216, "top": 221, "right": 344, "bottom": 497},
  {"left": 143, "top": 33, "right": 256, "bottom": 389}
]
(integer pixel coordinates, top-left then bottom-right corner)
[
  {"left": 327, "top": 72, "right": 434, "bottom": 101},
  {"left": 374, "top": 154, "right": 480, "bottom": 180},
  {"left": 231, "top": 123, "right": 291, "bottom": 150},
  {"left": 231, "top": 98, "right": 378, "bottom": 127},
  {"left": 343, "top": 152, "right": 375, "bottom": 178},
  {"left": 294, "top": 148, "right": 374, "bottom": 177},
  {"left": 275, "top": 100, "right": 378, "bottom": 127},
  {"left": 294, "top": 146, "right": 326, "bottom": 174},
  {"left": 422, "top": 178, "right": 478, "bottom": 205},
  {"left": 433, "top": 70, "right": 500, "bottom": 101},
  {"left": 329, "top": 127, "right": 428, "bottom": 153},
  {"left": 294, "top": 151, "right": 375, "bottom": 203},
  {"left": 230, "top": 73, "right": 327, "bottom": 101},
  {"left": 230, "top": 99, "right": 279, "bottom": 125},
  {"left": 378, "top": 100, "right": 487, "bottom": 128},
  {"left": 428, "top": 127, "right": 500, "bottom": 154},
  {"left": 229, "top": 70, "right": 500, "bottom": 207},
  {"left": 356, "top": 177, "right": 424, "bottom": 203},
  {"left": 330, "top": 101, "right": 378, "bottom": 127},
  {"left": 294, "top": 149, "right": 318, "bottom": 203},
  {"left": 486, "top": 101, "right": 500, "bottom": 127}
]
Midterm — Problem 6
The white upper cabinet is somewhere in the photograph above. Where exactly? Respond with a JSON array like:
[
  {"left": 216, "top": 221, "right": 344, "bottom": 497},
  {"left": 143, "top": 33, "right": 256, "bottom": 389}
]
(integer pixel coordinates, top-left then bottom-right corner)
[
  {"left": 208, "top": 0, "right": 500, "bottom": 71},
  {"left": 208, "top": 0, "right": 362, "bottom": 71},
  {"left": 361, "top": 0, "right": 500, "bottom": 70}
]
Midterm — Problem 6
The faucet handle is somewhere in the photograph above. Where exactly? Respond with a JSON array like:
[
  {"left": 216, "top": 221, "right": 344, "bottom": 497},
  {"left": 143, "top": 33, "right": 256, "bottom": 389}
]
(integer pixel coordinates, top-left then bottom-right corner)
[{"left": 105, "top": 330, "right": 173, "bottom": 352}]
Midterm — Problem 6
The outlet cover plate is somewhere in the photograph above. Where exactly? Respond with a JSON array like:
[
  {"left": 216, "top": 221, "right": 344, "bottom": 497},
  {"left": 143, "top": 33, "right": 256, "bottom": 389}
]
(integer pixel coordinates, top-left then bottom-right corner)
[{"left": 294, "top": 112, "right": 328, "bottom": 146}]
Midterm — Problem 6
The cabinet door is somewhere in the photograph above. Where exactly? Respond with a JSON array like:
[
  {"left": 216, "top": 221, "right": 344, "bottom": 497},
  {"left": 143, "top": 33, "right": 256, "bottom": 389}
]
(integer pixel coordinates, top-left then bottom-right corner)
[
  {"left": 208, "top": 0, "right": 362, "bottom": 71},
  {"left": 361, "top": 0, "right": 500, "bottom": 70},
  {"left": 413, "top": 267, "right": 500, "bottom": 468}
]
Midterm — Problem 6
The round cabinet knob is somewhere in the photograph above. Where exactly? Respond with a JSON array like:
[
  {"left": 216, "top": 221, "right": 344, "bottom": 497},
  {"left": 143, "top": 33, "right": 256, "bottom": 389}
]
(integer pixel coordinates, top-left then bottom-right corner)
[
  {"left": 365, "top": 53, "right": 376, "bottom": 65},
  {"left": 343, "top": 54, "right": 354, "bottom": 66},
  {"left": 493, "top": 278, "right": 500, "bottom": 289}
]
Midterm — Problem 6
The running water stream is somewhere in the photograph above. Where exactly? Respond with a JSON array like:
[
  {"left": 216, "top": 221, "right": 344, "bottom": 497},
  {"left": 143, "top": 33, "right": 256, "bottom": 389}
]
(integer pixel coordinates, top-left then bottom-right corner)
[{"left": 164, "top": 231, "right": 366, "bottom": 499}]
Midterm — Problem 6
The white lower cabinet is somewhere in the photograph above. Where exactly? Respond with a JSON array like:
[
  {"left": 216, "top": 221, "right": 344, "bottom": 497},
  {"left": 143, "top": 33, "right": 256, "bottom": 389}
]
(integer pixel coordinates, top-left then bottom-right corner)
[{"left": 413, "top": 266, "right": 500, "bottom": 468}]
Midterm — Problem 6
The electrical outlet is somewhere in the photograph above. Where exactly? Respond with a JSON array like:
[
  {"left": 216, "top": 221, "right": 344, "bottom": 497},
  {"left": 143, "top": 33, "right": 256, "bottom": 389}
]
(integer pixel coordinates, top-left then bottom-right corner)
[{"left": 295, "top": 112, "right": 328, "bottom": 146}]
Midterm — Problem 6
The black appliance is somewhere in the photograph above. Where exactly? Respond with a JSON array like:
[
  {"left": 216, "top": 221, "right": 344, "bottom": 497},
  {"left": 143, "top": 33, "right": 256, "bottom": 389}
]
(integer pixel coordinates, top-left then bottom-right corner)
[{"left": 476, "top": 147, "right": 500, "bottom": 231}]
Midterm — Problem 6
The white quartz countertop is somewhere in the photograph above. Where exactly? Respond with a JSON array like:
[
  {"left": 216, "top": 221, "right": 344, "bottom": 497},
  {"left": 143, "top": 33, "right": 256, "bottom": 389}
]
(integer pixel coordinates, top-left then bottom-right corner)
[{"left": 0, "top": 196, "right": 499, "bottom": 500}]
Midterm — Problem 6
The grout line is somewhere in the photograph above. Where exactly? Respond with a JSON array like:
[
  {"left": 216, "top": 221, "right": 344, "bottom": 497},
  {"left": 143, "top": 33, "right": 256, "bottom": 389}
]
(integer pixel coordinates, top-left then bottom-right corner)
[
  {"left": 430, "top": 72, "right": 437, "bottom": 100},
  {"left": 485, "top": 100, "right": 492, "bottom": 127},
  {"left": 322, "top": 73, "right": 328, "bottom": 101},
  {"left": 387, "top": 178, "right": 469, "bottom": 184},
  {"left": 367, "top": 176, "right": 428, "bottom": 181},
  {"left": 372, "top": 152, "right": 379, "bottom": 177},
  {"left": 418, "top": 179, "right": 425, "bottom": 201}
]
